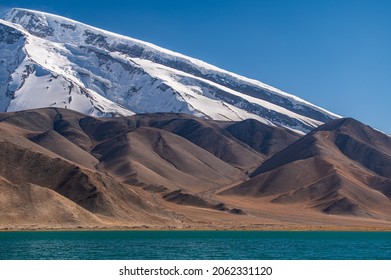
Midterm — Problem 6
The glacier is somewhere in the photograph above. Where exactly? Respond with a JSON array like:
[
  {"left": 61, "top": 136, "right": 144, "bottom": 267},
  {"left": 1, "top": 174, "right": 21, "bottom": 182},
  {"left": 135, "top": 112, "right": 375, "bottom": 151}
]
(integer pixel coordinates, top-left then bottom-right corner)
[{"left": 0, "top": 8, "right": 340, "bottom": 132}]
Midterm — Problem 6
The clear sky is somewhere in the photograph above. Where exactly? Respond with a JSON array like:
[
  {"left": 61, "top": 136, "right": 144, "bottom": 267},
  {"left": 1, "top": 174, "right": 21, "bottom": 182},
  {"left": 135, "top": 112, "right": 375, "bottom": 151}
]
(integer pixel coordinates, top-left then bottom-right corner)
[{"left": 1, "top": 0, "right": 390, "bottom": 133}]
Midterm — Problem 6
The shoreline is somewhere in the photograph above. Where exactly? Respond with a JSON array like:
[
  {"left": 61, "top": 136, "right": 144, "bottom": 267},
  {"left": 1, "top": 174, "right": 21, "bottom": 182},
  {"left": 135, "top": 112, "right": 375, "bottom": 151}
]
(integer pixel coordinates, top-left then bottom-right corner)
[{"left": 2, "top": 224, "right": 391, "bottom": 233}]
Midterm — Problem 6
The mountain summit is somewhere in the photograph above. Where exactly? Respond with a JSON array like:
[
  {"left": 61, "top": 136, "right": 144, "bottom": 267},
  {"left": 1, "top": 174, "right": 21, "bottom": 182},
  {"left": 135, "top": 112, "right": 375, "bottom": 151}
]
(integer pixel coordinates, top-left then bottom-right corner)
[{"left": 0, "top": 8, "right": 339, "bottom": 133}]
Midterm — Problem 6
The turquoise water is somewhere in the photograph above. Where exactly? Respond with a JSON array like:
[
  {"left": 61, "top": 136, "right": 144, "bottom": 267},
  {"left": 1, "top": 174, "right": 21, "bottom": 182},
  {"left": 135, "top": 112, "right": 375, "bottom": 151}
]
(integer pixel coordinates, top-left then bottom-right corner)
[{"left": 0, "top": 231, "right": 390, "bottom": 260}]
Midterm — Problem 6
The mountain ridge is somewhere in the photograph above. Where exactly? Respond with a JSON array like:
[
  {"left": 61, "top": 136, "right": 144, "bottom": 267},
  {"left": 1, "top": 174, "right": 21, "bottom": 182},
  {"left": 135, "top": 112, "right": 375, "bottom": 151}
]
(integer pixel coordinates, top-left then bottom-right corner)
[
  {"left": 0, "top": 8, "right": 339, "bottom": 133},
  {"left": 1, "top": 107, "right": 390, "bottom": 230},
  {"left": 221, "top": 116, "right": 391, "bottom": 219}
]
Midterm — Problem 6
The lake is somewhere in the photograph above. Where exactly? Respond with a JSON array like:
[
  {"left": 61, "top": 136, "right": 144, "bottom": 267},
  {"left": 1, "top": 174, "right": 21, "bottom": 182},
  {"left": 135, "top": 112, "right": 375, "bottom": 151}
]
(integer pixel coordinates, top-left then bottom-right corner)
[{"left": 0, "top": 231, "right": 390, "bottom": 260}]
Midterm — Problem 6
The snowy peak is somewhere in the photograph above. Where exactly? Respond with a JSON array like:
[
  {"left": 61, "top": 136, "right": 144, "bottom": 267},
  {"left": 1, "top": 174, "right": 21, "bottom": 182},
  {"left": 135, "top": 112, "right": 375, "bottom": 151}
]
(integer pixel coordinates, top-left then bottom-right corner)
[
  {"left": 4, "top": 8, "right": 56, "bottom": 38},
  {"left": 1, "top": 8, "right": 340, "bottom": 132},
  {"left": 0, "top": 18, "right": 133, "bottom": 117}
]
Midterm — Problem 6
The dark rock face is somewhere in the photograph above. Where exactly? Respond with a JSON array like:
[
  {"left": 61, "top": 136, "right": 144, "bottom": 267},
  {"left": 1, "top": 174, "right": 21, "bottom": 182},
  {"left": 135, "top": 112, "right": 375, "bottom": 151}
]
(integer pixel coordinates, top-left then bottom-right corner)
[
  {"left": 114, "top": 43, "right": 145, "bottom": 58},
  {"left": 163, "top": 190, "right": 211, "bottom": 208},
  {"left": 84, "top": 30, "right": 110, "bottom": 49},
  {"left": 9, "top": 10, "right": 54, "bottom": 38},
  {"left": 0, "top": 24, "right": 24, "bottom": 44},
  {"left": 163, "top": 189, "right": 245, "bottom": 215},
  {"left": 203, "top": 73, "right": 335, "bottom": 123},
  {"left": 173, "top": 76, "right": 318, "bottom": 131},
  {"left": 60, "top": 23, "right": 76, "bottom": 31}
]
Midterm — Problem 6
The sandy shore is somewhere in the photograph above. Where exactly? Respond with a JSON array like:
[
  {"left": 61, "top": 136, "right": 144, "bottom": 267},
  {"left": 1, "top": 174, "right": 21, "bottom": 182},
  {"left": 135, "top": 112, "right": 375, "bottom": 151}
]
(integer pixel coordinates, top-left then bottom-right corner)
[{"left": 2, "top": 224, "right": 391, "bottom": 232}]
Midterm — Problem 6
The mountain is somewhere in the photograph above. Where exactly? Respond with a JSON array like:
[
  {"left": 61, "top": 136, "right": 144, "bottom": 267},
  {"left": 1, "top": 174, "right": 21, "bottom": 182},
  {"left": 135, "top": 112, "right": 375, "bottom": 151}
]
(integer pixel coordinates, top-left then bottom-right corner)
[
  {"left": 0, "top": 8, "right": 339, "bottom": 133},
  {"left": 1, "top": 108, "right": 390, "bottom": 230},
  {"left": 0, "top": 107, "right": 298, "bottom": 229},
  {"left": 223, "top": 118, "right": 301, "bottom": 156},
  {"left": 1, "top": 8, "right": 390, "bottom": 230},
  {"left": 221, "top": 118, "right": 391, "bottom": 219}
]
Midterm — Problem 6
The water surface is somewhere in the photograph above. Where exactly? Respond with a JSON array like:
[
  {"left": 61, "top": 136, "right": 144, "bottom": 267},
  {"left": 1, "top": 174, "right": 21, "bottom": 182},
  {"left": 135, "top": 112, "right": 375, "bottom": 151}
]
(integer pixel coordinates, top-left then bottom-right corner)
[{"left": 0, "top": 231, "right": 390, "bottom": 260}]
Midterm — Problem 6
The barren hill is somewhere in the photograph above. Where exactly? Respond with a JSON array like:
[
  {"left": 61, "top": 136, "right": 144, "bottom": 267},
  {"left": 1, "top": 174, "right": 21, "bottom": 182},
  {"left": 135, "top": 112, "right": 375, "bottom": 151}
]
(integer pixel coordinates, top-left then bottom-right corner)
[
  {"left": 222, "top": 118, "right": 391, "bottom": 219},
  {"left": 1, "top": 108, "right": 390, "bottom": 230}
]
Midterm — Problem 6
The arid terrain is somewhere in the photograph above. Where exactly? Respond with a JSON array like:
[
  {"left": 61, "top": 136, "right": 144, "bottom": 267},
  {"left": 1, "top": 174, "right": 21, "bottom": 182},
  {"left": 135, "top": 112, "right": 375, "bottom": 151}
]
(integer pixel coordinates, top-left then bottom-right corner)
[{"left": 1, "top": 108, "right": 391, "bottom": 231}]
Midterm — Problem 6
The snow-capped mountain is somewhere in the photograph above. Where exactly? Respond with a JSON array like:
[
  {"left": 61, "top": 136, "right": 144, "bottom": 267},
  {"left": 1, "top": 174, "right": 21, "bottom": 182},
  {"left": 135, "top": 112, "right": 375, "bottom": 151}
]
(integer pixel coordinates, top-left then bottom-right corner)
[{"left": 0, "top": 8, "right": 339, "bottom": 133}]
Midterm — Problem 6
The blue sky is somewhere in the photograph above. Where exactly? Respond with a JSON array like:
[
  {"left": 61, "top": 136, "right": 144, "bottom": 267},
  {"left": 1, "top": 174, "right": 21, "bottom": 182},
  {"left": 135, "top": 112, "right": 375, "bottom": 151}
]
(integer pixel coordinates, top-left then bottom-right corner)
[{"left": 1, "top": 0, "right": 390, "bottom": 133}]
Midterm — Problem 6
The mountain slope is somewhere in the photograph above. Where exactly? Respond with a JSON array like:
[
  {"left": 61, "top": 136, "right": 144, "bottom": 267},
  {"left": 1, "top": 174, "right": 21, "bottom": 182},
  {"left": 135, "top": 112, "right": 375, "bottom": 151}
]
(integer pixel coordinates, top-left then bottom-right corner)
[
  {"left": 0, "top": 108, "right": 390, "bottom": 230},
  {"left": 121, "top": 113, "right": 268, "bottom": 171},
  {"left": 221, "top": 118, "right": 391, "bottom": 218},
  {"left": 223, "top": 118, "right": 301, "bottom": 156},
  {"left": 0, "top": 108, "right": 264, "bottom": 228},
  {"left": 0, "top": 8, "right": 339, "bottom": 133}
]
